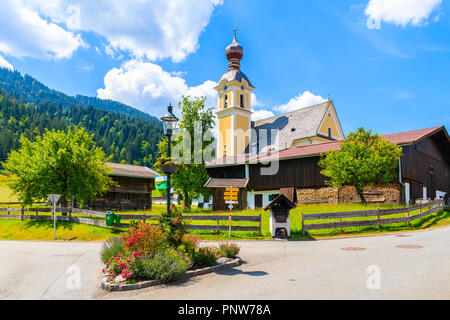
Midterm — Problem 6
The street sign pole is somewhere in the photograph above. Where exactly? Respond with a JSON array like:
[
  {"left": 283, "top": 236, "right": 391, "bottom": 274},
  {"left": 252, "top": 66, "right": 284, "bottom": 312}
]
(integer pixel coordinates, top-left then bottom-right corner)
[
  {"left": 48, "top": 194, "right": 61, "bottom": 240},
  {"left": 53, "top": 198, "right": 56, "bottom": 240},
  {"left": 224, "top": 187, "right": 239, "bottom": 238},
  {"left": 228, "top": 204, "right": 232, "bottom": 238}
]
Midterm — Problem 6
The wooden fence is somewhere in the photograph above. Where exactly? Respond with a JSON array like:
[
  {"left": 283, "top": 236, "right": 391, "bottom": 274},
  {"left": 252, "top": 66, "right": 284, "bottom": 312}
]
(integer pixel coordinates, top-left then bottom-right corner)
[
  {"left": 0, "top": 207, "right": 262, "bottom": 235},
  {"left": 301, "top": 199, "right": 445, "bottom": 234}
]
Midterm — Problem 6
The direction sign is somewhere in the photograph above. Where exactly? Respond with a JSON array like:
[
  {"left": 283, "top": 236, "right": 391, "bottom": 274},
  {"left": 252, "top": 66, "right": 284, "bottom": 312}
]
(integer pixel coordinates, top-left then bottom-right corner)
[
  {"left": 155, "top": 176, "right": 168, "bottom": 183},
  {"left": 48, "top": 194, "right": 61, "bottom": 204},
  {"left": 225, "top": 200, "right": 238, "bottom": 205},
  {"left": 224, "top": 196, "right": 238, "bottom": 201},
  {"left": 47, "top": 194, "right": 61, "bottom": 240},
  {"left": 225, "top": 187, "right": 239, "bottom": 192},
  {"left": 224, "top": 191, "right": 238, "bottom": 196}
]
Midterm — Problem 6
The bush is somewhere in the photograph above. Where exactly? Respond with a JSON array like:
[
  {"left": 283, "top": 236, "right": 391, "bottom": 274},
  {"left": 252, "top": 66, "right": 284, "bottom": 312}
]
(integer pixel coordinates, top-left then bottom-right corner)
[
  {"left": 218, "top": 242, "right": 240, "bottom": 259},
  {"left": 181, "top": 234, "right": 200, "bottom": 254},
  {"left": 100, "top": 237, "right": 124, "bottom": 264},
  {"left": 192, "top": 246, "right": 218, "bottom": 267},
  {"left": 133, "top": 248, "right": 190, "bottom": 282},
  {"left": 121, "top": 222, "right": 165, "bottom": 256},
  {"left": 158, "top": 206, "right": 188, "bottom": 246}
]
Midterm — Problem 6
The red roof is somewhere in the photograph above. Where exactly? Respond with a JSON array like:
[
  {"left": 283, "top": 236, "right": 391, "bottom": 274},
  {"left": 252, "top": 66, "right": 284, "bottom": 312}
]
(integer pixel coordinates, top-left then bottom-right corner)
[
  {"left": 206, "top": 126, "right": 448, "bottom": 167},
  {"left": 382, "top": 126, "right": 443, "bottom": 145}
]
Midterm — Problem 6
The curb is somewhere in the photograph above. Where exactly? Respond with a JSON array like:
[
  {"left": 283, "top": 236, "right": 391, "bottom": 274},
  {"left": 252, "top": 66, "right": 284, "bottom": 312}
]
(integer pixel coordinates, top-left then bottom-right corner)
[{"left": 101, "top": 257, "right": 242, "bottom": 292}]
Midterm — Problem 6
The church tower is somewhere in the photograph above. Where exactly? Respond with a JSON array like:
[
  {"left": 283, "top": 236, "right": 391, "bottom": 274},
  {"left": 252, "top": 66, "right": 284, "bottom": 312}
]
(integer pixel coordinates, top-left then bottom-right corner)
[{"left": 215, "top": 28, "right": 254, "bottom": 158}]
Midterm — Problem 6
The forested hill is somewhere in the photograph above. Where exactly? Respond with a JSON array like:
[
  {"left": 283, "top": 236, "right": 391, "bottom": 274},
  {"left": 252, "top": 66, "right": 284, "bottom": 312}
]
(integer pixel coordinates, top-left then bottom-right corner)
[
  {"left": 0, "top": 68, "right": 159, "bottom": 124},
  {"left": 0, "top": 90, "right": 163, "bottom": 168}
]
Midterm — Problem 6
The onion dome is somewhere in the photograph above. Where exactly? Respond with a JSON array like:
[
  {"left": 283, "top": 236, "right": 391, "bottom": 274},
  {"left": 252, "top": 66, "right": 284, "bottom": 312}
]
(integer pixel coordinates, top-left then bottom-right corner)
[{"left": 226, "top": 28, "right": 243, "bottom": 70}]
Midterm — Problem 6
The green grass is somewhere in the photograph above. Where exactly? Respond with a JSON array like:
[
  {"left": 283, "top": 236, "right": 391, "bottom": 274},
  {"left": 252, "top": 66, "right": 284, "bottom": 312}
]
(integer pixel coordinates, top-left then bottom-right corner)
[
  {"left": 0, "top": 219, "right": 125, "bottom": 241},
  {"left": 0, "top": 175, "right": 18, "bottom": 203}
]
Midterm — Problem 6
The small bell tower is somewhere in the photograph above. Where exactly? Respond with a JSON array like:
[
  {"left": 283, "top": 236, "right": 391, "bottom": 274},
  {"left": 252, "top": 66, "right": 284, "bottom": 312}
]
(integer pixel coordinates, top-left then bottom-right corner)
[{"left": 215, "top": 28, "right": 254, "bottom": 158}]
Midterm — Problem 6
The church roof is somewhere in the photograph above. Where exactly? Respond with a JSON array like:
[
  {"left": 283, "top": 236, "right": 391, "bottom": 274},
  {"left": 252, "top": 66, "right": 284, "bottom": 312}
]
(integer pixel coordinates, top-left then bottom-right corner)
[
  {"left": 252, "top": 101, "right": 333, "bottom": 150},
  {"left": 219, "top": 69, "right": 254, "bottom": 88}
]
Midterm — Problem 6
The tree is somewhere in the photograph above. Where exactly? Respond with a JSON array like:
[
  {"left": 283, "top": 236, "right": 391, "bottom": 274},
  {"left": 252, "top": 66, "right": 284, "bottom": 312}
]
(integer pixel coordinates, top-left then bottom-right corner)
[
  {"left": 318, "top": 127, "right": 402, "bottom": 203},
  {"left": 155, "top": 96, "right": 215, "bottom": 208},
  {"left": 1, "top": 126, "right": 114, "bottom": 206}
]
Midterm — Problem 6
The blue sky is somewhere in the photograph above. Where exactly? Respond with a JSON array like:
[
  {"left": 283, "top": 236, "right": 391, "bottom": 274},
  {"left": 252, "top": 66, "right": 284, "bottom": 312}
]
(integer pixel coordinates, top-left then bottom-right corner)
[{"left": 0, "top": 0, "right": 449, "bottom": 136}]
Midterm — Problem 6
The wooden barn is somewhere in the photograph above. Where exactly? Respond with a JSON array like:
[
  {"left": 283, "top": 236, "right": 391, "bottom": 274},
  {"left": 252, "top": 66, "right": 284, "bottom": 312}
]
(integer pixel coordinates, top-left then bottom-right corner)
[
  {"left": 91, "top": 162, "right": 159, "bottom": 211},
  {"left": 206, "top": 126, "right": 450, "bottom": 210}
]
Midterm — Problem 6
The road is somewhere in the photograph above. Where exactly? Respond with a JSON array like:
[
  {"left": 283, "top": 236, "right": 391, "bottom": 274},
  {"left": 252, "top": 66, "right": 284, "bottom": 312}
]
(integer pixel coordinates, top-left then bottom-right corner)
[{"left": 1, "top": 226, "right": 449, "bottom": 300}]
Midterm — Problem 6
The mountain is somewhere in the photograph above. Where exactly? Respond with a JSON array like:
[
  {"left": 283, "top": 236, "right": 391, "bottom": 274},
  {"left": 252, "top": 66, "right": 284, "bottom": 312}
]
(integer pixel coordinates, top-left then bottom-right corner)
[
  {"left": 0, "top": 68, "right": 159, "bottom": 124},
  {"left": 0, "top": 68, "right": 163, "bottom": 168}
]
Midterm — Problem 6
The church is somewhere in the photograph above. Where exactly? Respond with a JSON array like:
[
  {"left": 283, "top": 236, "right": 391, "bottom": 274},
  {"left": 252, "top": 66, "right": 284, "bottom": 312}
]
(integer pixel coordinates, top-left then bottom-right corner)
[{"left": 204, "top": 31, "right": 450, "bottom": 211}]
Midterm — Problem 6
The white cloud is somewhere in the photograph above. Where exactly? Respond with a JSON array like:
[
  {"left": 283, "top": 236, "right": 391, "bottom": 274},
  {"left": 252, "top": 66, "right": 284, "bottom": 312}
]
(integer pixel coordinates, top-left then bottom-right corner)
[
  {"left": 274, "top": 91, "right": 327, "bottom": 113},
  {"left": 0, "top": 0, "right": 85, "bottom": 60},
  {"left": 252, "top": 109, "right": 275, "bottom": 121},
  {"left": 23, "top": 0, "right": 223, "bottom": 62},
  {"left": 97, "top": 60, "right": 218, "bottom": 116},
  {"left": 365, "top": 0, "right": 442, "bottom": 29},
  {"left": 0, "top": 55, "right": 13, "bottom": 70}
]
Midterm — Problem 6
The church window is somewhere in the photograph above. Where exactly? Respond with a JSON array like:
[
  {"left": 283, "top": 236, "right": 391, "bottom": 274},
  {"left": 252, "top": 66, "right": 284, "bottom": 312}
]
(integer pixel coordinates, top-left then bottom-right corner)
[
  {"left": 328, "top": 127, "right": 332, "bottom": 138},
  {"left": 240, "top": 94, "right": 245, "bottom": 108},
  {"left": 224, "top": 94, "right": 228, "bottom": 108},
  {"left": 291, "top": 128, "right": 296, "bottom": 132}
]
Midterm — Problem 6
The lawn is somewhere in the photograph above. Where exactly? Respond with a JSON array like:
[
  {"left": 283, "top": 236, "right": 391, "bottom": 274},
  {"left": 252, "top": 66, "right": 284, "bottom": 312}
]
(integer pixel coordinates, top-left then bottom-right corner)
[{"left": 0, "top": 175, "right": 18, "bottom": 203}]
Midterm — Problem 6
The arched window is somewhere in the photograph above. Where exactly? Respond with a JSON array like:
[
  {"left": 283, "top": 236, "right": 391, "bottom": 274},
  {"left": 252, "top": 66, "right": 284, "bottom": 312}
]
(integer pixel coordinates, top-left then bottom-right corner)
[
  {"left": 224, "top": 94, "right": 228, "bottom": 108},
  {"left": 240, "top": 94, "right": 245, "bottom": 108},
  {"left": 328, "top": 127, "right": 332, "bottom": 138}
]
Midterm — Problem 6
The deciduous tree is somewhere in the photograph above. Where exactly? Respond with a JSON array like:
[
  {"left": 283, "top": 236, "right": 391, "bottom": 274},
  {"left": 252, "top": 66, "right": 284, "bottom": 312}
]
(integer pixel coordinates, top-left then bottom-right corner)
[
  {"left": 318, "top": 127, "right": 402, "bottom": 203},
  {"left": 2, "top": 126, "right": 114, "bottom": 206}
]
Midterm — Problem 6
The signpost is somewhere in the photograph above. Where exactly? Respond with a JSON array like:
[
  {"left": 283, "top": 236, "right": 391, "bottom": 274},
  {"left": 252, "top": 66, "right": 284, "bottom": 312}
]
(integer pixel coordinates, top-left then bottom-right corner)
[
  {"left": 48, "top": 194, "right": 61, "bottom": 240},
  {"left": 155, "top": 176, "right": 168, "bottom": 190},
  {"left": 224, "top": 188, "right": 239, "bottom": 237}
]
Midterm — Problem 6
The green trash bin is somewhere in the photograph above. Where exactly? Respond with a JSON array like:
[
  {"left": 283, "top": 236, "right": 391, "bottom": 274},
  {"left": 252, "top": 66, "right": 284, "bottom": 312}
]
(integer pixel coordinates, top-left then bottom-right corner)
[
  {"left": 114, "top": 214, "right": 121, "bottom": 226},
  {"left": 106, "top": 211, "right": 115, "bottom": 227}
]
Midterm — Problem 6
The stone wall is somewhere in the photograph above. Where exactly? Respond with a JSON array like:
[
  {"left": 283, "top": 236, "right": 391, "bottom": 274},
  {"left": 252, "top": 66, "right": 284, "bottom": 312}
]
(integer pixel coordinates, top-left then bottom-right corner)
[{"left": 297, "top": 184, "right": 401, "bottom": 205}]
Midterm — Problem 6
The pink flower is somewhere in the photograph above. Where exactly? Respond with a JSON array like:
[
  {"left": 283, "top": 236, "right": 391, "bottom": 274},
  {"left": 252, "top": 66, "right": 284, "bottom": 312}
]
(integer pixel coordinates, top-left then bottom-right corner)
[
  {"left": 119, "top": 262, "right": 126, "bottom": 268},
  {"left": 139, "top": 250, "right": 143, "bottom": 254},
  {"left": 126, "top": 273, "right": 132, "bottom": 279},
  {"left": 102, "top": 268, "right": 105, "bottom": 273},
  {"left": 132, "top": 251, "right": 139, "bottom": 257}
]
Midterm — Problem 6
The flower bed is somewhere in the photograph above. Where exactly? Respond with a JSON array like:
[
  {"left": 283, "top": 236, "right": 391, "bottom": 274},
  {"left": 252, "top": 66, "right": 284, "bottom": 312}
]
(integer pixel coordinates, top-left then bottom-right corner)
[
  {"left": 100, "top": 206, "right": 241, "bottom": 291},
  {"left": 102, "top": 257, "right": 241, "bottom": 292}
]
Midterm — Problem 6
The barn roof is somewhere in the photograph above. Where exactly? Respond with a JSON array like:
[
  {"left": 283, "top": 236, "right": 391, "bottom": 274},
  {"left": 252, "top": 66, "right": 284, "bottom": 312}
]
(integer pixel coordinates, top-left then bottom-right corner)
[
  {"left": 204, "top": 178, "right": 249, "bottom": 188},
  {"left": 107, "top": 162, "right": 159, "bottom": 179},
  {"left": 206, "top": 126, "right": 449, "bottom": 167}
]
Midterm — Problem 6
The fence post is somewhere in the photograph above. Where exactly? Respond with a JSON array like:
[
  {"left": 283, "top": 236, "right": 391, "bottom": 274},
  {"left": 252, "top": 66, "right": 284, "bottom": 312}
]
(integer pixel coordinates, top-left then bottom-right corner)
[
  {"left": 216, "top": 218, "right": 220, "bottom": 234},
  {"left": 69, "top": 208, "right": 72, "bottom": 221},
  {"left": 377, "top": 208, "right": 381, "bottom": 228},
  {"left": 339, "top": 210, "right": 343, "bottom": 233},
  {"left": 35, "top": 208, "right": 38, "bottom": 216},
  {"left": 406, "top": 207, "right": 410, "bottom": 226},
  {"left": 258, "top": 214, "right": 262, "bottom": 236},
  {"left": 301, "top": 212, "right": 305, "bottom": 236}
]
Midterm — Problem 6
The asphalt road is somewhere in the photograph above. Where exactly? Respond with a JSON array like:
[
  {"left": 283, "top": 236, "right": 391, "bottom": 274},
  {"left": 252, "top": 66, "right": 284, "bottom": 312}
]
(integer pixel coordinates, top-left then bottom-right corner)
[{"left": 1, "top": 226, "right": 449, "bottom": 300}]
